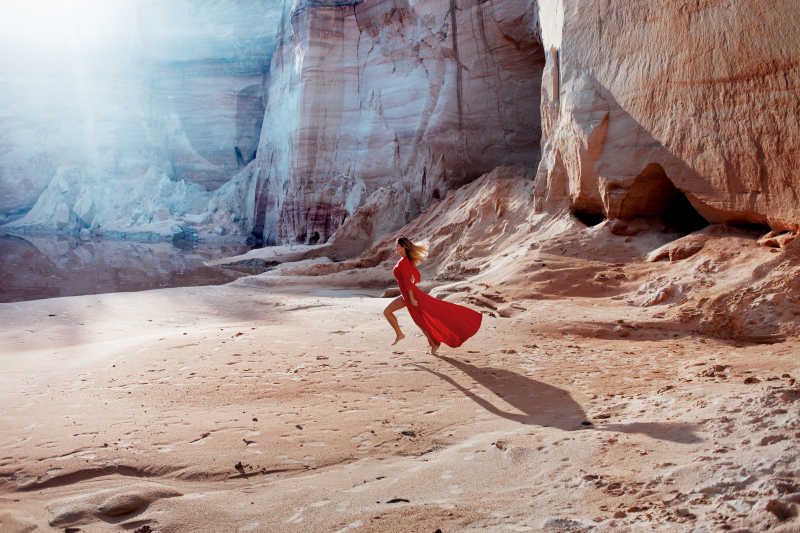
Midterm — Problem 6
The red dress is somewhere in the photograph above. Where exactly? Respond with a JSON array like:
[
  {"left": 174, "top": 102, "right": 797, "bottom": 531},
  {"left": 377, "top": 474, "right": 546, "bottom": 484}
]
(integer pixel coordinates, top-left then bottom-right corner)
[{"left": 393, "top": 257, "right": 482, "bottom": 347}]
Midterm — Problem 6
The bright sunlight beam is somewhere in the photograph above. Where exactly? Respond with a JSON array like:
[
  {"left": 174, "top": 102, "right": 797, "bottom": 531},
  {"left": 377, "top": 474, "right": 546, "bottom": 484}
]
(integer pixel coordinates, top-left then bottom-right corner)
[{"left": 0, "top": 0, "right": 127, "bottom": 56}]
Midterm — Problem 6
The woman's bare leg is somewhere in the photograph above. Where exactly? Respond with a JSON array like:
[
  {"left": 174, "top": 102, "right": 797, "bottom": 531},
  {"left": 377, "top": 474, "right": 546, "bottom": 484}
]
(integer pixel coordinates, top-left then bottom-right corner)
[
  {"left": 383, "top": 297, "right": 406, "bottom": 345},
  {"left": 425, "top": 331, "right": 440, "bottom": 355},
  {"left": 422, "top": 328, "right": 440, "bottom": 355}
]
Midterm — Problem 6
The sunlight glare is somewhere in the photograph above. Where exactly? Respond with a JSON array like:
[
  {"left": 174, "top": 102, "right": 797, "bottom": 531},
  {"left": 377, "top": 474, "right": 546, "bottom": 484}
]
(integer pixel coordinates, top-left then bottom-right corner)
[{"left": 1, "top": 0, "right": 122, "bottom": 55}]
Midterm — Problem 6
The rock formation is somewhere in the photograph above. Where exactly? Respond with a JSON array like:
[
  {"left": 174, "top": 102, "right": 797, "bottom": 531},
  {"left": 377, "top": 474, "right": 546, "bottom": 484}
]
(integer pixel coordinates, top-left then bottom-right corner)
[
  {"left": 245, "top": 0, "right": 545, "bottom": 247},
  {"left": 0, "top": 0, "right": 280, "bottom": 232},
  {"left": 0, "top": 234, "right": 245, "bottom": 302},
  {"left": 2, "top": 0, "right": 798, "bottom": 249},
  {"left": 535, "top": 0, "right": 800, "bottom": 233},
  {"left": 237, "top": 0, "right": 799, "bottom": 247}
]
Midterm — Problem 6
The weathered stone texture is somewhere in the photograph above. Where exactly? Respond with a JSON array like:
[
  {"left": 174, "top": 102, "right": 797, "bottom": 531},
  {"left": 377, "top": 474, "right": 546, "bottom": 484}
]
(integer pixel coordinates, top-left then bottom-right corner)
[
  {"left": 249, "top": 0, "right": 545, "bottom": 246},
  {"left": 536, "top": 0, "right": 800, "bottom": 232}
]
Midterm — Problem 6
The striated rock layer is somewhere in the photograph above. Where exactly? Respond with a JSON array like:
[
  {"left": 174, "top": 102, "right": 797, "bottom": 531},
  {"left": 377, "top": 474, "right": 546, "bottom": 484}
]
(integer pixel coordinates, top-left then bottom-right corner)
[
  {"left": 535, "top": 0, "right": 800, "bottom": 232},
  {"left": 247, "top": 0, "right": 545, "bottom": 246}
]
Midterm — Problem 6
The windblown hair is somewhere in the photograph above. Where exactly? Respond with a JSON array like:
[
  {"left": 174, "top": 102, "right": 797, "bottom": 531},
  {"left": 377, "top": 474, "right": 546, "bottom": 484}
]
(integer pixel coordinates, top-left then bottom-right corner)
[{"left": 398, "top": 236, "right": 428, "bottom": 265}]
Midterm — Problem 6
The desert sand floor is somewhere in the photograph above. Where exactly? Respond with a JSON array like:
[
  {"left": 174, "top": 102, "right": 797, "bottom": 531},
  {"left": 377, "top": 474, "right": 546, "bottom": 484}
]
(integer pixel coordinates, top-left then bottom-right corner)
[{"left": 0, "top": 281, "right": 798, "bottom": 532}]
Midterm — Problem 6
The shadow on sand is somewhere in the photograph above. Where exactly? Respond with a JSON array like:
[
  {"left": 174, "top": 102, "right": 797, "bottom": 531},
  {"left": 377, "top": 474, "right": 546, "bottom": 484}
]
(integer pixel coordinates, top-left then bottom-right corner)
[{"left": 417, "top": 354, "right": 701, "bottom": 444}]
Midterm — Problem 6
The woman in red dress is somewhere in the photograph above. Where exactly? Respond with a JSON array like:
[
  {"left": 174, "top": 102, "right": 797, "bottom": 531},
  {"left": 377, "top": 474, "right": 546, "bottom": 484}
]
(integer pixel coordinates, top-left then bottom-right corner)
[{"left": 384, "top": 236, "right": 482, "bottom": 354}]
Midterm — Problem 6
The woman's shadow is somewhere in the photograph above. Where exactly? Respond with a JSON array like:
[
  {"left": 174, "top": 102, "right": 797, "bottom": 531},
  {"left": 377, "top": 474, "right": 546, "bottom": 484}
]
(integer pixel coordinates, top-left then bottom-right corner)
[{"left": 416, "top": 354, "right": 701, "bottom": 444}]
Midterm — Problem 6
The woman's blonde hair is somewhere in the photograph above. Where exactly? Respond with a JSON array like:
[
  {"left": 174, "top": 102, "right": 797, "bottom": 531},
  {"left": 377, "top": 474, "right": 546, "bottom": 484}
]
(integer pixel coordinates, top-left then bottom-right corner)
[{"left": 398, "top": 236, "right": 428, "bottom": 265}]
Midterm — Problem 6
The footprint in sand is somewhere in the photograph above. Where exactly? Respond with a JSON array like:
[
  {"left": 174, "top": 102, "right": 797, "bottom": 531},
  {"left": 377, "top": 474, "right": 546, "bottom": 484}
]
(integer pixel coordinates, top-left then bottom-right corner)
[
  {"left": 285, "top": 509, "right": 304, "bottom": 524},
  {"left": 310, "top": 499, "right": 331, "bottom": 508}
]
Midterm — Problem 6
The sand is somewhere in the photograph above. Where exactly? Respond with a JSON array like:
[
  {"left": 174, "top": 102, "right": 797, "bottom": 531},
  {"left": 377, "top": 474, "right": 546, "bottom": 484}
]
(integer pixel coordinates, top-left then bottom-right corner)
[
  {"left": 1, "top": 272, "right": 798, "bottom": 532},
  {"left": 2, "top": 176, "right": 799, "bottom": 531}
]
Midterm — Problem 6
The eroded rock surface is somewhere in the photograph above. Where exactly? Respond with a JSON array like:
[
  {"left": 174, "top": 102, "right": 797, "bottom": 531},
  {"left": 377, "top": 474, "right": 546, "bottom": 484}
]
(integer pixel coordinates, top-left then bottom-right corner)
[
  {"left": 535, "top": 0, "right": 800, "bottom": 232},
  {"left": 3, "top": 0, "right": 798, "bottom": 253},
  {"left": 247, "top": 0, "right": 545, "bottom": 246}
]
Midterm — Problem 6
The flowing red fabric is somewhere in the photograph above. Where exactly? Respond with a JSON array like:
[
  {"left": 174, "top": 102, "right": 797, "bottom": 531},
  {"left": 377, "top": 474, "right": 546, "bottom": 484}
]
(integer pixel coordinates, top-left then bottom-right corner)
[{"left": 393, "top": 257, "right": 482, "bottom": 347}]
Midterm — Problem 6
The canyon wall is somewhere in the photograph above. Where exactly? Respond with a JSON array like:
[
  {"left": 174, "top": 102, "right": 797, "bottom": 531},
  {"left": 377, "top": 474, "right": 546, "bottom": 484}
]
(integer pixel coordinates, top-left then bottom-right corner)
[
  {"left": 535, "top": 0, "right": 800, "bottom": 232},
  {"left": 245, "top": 0, "right": 545, "bottom": 247},
  {"left": 3, "top": 0, "right": 798, "bottom": 245},
  {"left": 0, "top": 1, "right": 279, "bottom": 235}
]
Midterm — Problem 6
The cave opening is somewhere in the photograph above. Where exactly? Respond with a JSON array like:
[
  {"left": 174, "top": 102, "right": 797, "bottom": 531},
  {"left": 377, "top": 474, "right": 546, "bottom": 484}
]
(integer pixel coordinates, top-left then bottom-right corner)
[
  {"left": 309, "top": 231, "right": 321, "bottom": 244},
  {"left": 725, "top": 221, "right": 772, "bottom": 236},
  {"left": 572, "top": 209, "right": 606, "bottom": 227},
  {"left": 618, "top": 163, "right": 709, "bottom": 235},
  {"left": 662, "top": 192, "right": 709, "bottom": 234}
]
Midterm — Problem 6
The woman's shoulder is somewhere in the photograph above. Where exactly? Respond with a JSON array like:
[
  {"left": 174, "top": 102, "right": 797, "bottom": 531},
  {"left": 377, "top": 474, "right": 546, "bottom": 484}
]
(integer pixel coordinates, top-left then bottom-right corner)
[{"left": 395, "top": 257, "right": 415, "bottom": 271}]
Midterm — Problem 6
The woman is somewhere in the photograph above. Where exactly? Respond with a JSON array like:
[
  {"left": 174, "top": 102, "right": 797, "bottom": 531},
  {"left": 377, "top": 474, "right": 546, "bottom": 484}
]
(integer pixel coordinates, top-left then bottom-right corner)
[{"left": 384, "top": 236, "right": 482, "bottom": 354}]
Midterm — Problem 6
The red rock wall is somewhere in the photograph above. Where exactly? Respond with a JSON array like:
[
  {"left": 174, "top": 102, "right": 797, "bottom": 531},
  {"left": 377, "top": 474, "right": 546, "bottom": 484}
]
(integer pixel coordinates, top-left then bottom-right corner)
[{"left": 536, "top": 0, "right": 800, "bottom": 232}]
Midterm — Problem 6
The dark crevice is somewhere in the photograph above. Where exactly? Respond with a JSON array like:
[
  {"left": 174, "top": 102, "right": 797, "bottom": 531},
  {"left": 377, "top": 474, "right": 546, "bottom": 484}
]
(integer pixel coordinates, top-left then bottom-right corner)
[
  {"left": 246, "top": 232, "right": 265, "bottom": 247},
  {"left": 662, "top": 192, "right": 709, "bottom": 234},
  {"left": 448, "top": 0, "right": 463, "bottom": 131},
  {"left": 724, "top": 221, "right": 771, "bottom": 235},
  {"left": 613, "top": 163, "right": 709, "bottom": 235},
  {"left": 234, "top": 84, "right": 264, "bottom": 168},
  {"left": 573, "top": 210, "right": 606, "bottom": 227}
]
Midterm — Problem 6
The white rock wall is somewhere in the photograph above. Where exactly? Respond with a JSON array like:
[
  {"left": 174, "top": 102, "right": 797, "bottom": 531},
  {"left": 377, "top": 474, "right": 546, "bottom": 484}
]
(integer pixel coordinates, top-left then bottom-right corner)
[{"left": 247, "top": 0, "right": 546, "bottom": 247}]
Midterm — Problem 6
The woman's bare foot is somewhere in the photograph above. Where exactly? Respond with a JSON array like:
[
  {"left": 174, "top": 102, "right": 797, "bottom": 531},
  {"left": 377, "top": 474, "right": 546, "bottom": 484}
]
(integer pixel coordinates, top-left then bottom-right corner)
[
  {"left": 429, "top": 342, "right": 440, "bottom": 355},
  {"left": 392, "top": 333, "right": 405, "bottom": 345}
]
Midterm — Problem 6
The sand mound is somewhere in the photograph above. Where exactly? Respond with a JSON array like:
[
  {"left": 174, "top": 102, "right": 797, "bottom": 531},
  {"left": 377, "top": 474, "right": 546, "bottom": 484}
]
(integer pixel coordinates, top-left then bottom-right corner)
[{"left": 46, "top": 483, "right": 182, "bottom": 528}]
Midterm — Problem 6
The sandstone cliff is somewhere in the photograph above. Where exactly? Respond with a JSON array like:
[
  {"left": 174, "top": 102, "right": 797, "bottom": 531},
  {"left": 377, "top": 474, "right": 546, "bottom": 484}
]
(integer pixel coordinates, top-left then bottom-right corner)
[
  {"left": 535, "top": 0, "right": 800, "bottom": 232},
  {"left": 0, "top": 0, "right": 279, "bottom": 235},
  {"left": 235, "top": 0, "right": 800, "bottom": 248},
  {"left": 243, "top": 0, "right": 545, "bottom": 248},
  {"left": 2, "top": 0, "right": 798, "bottom": 247}
]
